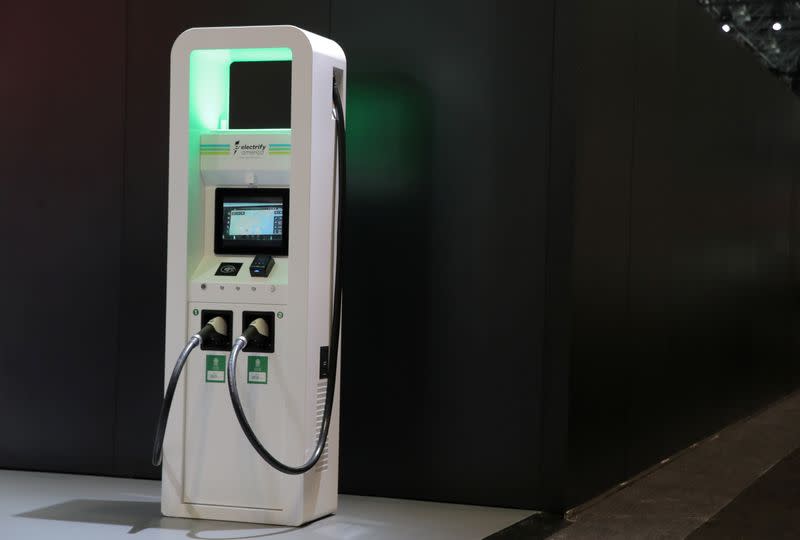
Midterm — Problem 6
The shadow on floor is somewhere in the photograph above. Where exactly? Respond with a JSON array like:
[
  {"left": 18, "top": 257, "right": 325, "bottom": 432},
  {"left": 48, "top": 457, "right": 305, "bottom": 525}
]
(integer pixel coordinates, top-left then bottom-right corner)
[
  {"left": 485, "top": 512, "right": 569, "bottom": 540},
  {"left": 687, "top": 447, "right": 800, "bottom": 540},
  {"left": 15, "top": 499, "right": 303, "bottom": 538}
]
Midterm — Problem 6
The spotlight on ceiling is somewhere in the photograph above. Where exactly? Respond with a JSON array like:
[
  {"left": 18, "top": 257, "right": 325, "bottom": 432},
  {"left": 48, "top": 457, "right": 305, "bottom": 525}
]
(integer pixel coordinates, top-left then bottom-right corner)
[
  {"left": 772, "top": 2, "right": 785, "bottom": 31},
  {"left": 720, "top": 6, "right": 733, "bottom": 33}
]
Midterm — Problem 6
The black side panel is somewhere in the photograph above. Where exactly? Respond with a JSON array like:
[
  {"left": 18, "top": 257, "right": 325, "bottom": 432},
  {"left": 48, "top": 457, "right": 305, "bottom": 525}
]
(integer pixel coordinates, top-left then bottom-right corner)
[
  {"left": 332, "top": 1, "right": 557, "bottom": 509},
  {"left": 0, "top": 2, "right": 125, "bottom": 474},
  {"left": 114, "top": 1, "right": 330, "bottom": 478}
]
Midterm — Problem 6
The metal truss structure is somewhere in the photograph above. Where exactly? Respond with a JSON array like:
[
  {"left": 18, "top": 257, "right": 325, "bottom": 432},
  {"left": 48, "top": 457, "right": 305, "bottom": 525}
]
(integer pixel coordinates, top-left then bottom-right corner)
[{"left": 698, "top": 0, "right": 800, "bottom": 94}]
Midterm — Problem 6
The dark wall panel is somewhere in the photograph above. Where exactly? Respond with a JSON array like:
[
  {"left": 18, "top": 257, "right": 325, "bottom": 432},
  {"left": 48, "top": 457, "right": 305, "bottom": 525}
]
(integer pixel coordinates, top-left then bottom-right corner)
[
  {"left": 540, "top": 0, "right": 578, "bottom": 512},
  {"left": 626, "top": 0, "right": 800, "bottom": 475},
  {"left": 567, "top": 0, "right": 636, "bottom": 506},
  {"left": 567, "top": 0, "right": 800, "bottom": 507},
  {"left": 114, "top": 1, "right": 330, "bottom": 478},
  {"left": 332, "top": 1, "right": 557, "bottom": 509},
  {"left": 0, "top": 3, "right": 125, "bottom": 473}
]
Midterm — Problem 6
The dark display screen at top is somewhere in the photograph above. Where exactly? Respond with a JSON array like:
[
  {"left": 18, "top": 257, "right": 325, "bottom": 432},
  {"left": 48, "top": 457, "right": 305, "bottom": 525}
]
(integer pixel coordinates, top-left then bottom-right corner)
[
  {"left": 215, "top": 188, "right": 290, "bottom": 255},
  {"left": 229, "top": 61, "right": 291, "bottom": 129}
]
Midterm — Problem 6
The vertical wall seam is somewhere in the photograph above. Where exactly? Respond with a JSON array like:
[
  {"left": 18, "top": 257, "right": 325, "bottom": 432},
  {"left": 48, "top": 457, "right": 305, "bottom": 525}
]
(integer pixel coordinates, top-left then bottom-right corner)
[
  {"left": 789, "top": 119, "right": 797, "bottom": 392},
  {"left": 111, "top": 0, "right": 130, "bottom": 476},
  {"left": 538, "top": 0, "right": 560, "bottom": 508},
  {"left": 622, "top": 0, "right": 639, "bottom": 479}
]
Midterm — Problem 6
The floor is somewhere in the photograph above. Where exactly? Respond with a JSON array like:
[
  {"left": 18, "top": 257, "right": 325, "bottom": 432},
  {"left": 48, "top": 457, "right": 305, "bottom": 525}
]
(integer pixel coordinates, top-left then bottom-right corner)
[
  {"left": 686, "top": 446, "right": 800, "bottom": 539},
  {"left": 494, "top": 389, "right": 800, "bottom": 539},
  {"left": 4, "top": 390, "right": 800, "bottom": 539},
  {"left": 0, "top": 469, "right": 533, "bottom": 540}
]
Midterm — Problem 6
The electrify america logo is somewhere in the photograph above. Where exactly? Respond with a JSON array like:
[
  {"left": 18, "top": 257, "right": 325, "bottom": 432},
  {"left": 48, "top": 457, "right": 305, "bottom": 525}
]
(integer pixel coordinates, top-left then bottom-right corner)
[{"left": 233, "top": 140, "right": 267, "bottom": 157}]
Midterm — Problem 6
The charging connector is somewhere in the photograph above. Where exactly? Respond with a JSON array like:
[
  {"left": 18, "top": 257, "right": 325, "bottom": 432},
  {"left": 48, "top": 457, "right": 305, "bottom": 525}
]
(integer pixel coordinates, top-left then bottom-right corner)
[
  {"left": 200, "top": 310, "right": 233, "bottom": 351},
  {"left": 238, "top": 317, "right": 269, "bottom": 348},
  {"left": 242, "top": 311, "right": 274, "bottom": 353}
]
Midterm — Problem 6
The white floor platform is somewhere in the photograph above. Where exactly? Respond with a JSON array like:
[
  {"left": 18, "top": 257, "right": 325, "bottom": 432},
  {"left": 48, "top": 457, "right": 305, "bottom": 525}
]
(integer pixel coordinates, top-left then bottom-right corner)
[{"left": 0, "top": 470, "right": 533, "bottom": 539}]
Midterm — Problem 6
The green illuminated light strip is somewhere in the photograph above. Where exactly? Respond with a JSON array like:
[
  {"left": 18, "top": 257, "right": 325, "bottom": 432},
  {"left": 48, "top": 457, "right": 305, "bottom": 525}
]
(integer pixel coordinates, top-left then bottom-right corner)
[{"left": 189, "top": 47, "right": 293, "bottom": 131}]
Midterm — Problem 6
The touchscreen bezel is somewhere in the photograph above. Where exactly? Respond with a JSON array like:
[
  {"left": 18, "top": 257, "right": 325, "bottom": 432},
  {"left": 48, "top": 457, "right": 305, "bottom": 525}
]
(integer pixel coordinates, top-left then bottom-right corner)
[{"left": 214, "top": 187, "right": 290, "bottom": 256}]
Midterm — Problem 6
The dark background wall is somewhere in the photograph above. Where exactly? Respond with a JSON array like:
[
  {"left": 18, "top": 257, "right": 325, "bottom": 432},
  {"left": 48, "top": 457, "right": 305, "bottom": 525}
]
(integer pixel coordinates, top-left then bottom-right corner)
[
  {"left": 0, "top": 1, "right": 125, "bottom": 475},
  {"left": 567, "top": 0, "right": 800, "bottom": 506},
  {"left": 0, "top": 0, "right": 562, "bottom": 510},
  {"left": 333, "top": 1, "right": 558, "bottom": 509},
  {"left": 1, "top": 0, "right": 798, "bottom": 514}
]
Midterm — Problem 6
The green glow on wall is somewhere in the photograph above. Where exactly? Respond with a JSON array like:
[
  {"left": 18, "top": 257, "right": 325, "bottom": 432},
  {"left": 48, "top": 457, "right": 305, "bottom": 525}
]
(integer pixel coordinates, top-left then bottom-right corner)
[
  {"left": 189, "top": 47, "right": 293, "bottom": 131},
  {"left": 346, "top": 76, "right": 433, "bottom": 203}
]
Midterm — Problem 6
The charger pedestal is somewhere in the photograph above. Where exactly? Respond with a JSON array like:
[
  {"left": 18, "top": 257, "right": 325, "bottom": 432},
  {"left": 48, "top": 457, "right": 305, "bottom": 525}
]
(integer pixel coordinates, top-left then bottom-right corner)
[{"left": 162, "top": 25, "right": 345, "bottom": 526}]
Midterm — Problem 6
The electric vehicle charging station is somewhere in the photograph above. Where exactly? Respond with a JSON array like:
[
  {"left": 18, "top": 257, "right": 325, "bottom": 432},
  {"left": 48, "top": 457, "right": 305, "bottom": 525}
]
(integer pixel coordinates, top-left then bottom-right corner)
[{"left": 153, "top": 26, "right": 346, "bottom": 526}]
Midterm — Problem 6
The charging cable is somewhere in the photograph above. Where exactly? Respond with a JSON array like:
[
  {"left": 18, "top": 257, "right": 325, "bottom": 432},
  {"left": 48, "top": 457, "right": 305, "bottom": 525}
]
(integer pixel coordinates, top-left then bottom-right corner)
[
  {"left": 226, "top": 81, "right": 346, "bottom": 475},
  {"left": 152, "top": 316, "right": 228, "bottom": 466}
]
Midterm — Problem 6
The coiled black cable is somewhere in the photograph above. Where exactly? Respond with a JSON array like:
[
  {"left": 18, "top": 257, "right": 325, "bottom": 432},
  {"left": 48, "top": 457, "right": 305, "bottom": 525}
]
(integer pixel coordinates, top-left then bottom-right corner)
[{"left": 225, "top": 80, "right": 346, "bottom": 474}]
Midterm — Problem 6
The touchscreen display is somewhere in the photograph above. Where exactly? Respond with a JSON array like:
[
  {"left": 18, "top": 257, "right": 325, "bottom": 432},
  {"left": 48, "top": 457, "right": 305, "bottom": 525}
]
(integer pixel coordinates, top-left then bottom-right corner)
[
  {"left": 215, "top": 188, "right": 289, "bottom": 255},
  {"left": 223, "top": 201, "right": 283, "bottom": 241}
]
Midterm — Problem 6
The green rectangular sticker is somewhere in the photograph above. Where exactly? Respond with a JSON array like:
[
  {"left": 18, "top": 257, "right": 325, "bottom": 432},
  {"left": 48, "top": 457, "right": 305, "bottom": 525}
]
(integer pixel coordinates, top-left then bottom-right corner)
[
  {"left": 248, "top": 356, "right": 268, "bottom": 384},
  {"left": 206, "top": 355, "right": 226, "bottom": 383}
]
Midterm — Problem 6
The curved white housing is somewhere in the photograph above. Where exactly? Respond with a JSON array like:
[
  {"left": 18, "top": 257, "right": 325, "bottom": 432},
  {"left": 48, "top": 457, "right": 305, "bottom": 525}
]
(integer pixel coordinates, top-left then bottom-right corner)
[{"left": 163, "top": 25, "right": 345, "bottom": 526}]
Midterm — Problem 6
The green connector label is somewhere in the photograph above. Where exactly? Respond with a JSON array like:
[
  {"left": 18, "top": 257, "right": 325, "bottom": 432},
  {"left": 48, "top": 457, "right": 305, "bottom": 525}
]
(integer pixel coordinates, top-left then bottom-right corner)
[
  {"left": 206, "top": 355, "right": 226, "bottom": 383},
  {"left": 248, "top": 356, "right": 268, "bottom": 384}
]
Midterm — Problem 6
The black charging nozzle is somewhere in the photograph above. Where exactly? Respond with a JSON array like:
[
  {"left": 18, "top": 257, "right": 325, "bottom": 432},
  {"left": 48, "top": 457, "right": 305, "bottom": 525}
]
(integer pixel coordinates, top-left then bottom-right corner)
[
  {"left": 240, "top": 317, "right": 269, "bottom": 347},
  {"left": 151, "top": 316, "right": 229, "bottom": 467},
  {"left": 200, "top": 316, "right": 228, "bottom": 342}
]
